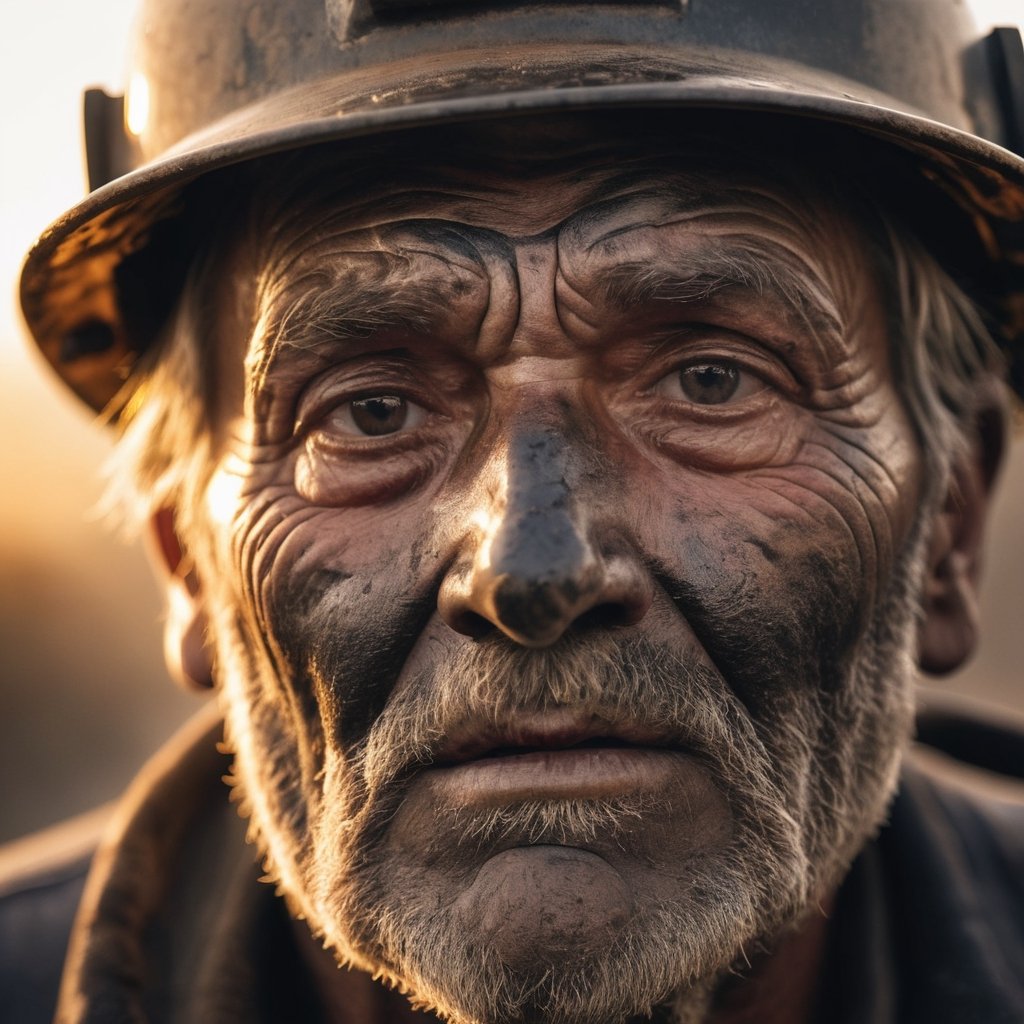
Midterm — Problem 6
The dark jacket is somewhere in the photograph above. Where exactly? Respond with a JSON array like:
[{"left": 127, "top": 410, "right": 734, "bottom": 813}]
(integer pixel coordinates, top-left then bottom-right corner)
[{"left": 2, "top": 701, "right": 1022, "bottom": 1023}]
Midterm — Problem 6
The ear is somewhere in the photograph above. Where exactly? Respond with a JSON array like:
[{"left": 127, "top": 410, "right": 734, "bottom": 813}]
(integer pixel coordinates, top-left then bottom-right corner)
[
  {"left": 917, "top": 397, "right": 1006, "bottom": 676},
  {"left": 149, "top": 508, "right": 215, "bottom": 691}
]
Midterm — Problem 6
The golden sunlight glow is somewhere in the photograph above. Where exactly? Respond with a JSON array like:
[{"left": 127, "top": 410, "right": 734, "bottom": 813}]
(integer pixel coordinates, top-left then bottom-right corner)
[
  {"left": 125, "top": 71, "right": 150, "bottom": 137},
  {"left": 205, "top": 466, "right": 243, "bottom": 530},
  {"left": 470, "top": 507, "right": 500, "bottom": 575}
]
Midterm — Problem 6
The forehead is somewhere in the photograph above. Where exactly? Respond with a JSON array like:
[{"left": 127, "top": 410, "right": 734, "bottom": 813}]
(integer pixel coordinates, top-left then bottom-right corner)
[
  {"left": 239, "top": 129, "right": 875, "bottom": 313},
  {"left": 243, "top": 120, "right": 865, "bottom": 242},
  {"left": 208, "top": 121, "right": 889, "bottom": 414}
]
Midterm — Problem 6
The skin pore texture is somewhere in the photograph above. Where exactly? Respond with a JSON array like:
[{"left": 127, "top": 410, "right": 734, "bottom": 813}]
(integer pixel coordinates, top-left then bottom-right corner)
[{"left": 172, "top": 123, "right": 941, "bottom": 1024}]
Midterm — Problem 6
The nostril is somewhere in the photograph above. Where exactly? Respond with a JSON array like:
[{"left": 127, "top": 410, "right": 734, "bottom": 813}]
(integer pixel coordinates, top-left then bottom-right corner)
[
  {"left": 448, "top": 609, "right": 496, "bottom": 640},
  {"left": 571, "top": 602, "right": 635, "bottom": 632}
]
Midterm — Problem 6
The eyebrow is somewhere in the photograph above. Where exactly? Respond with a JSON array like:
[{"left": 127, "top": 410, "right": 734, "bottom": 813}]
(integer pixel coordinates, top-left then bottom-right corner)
[
  {"left": 599, "top": 243, "right": 843, "bottom": 340},
  {"left": 247, "top": 227, "right": 499, "bottom": 396},
  {"left": 269, "top": 269, "right": 448, "bottom": 347},
  {"left": 246, "top": 273, "right": 444, "bottom": 400}
]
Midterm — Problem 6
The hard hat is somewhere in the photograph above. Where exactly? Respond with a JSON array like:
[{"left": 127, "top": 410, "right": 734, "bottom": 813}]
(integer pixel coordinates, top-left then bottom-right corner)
[{"left": 19, "top": 0, "right": 1024, "bottom": 418}]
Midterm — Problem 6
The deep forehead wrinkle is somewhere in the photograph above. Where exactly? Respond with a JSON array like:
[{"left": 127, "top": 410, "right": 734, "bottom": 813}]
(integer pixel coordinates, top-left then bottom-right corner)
[
  {"left": 245, "top": 177, "right": 870, "bottom": 397},
  {"left": 248, "top": 152, "right": 697, "bottom": 240}
]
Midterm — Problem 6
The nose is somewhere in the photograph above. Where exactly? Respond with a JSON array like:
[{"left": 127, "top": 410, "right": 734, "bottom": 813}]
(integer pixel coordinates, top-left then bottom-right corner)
[{"left": 439, "top": 429, "right": 652, "bottom": 647}]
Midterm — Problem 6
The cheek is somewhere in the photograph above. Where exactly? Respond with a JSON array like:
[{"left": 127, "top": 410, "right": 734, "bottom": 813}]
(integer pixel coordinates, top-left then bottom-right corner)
[
  {"left": 638, "top": 410, "right": 921, "bottom": 707},
  {"left": 219, "top": 466, "right": 449, "bottom": 748},
  {"left": 204, "top": 469, "right": 452, "bottom": 885},
  {"left": 208, "top": 441, "right": 437, "bottom": 626},
  {"left": 663, "top": 513, "right": 864, "bottom": 712}
]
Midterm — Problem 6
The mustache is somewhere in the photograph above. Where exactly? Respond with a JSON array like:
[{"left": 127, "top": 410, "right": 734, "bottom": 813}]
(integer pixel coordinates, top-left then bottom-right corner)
[{"left": 354, "top": 631, "right": 782, "bottom": 803}]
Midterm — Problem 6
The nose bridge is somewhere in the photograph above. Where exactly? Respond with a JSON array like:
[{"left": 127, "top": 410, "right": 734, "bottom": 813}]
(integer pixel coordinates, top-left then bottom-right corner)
[
  {"left": 490, "top": 424, "right": 591, "bottom": 588},
  {"left": 440, "top": 413, "right": 651, "bottom": 648}
]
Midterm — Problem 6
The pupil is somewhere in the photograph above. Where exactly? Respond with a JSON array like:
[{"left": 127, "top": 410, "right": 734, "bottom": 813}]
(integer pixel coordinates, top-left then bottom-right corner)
[
  {"left": 679, "top": 364, "right": 739, "bottom": 404},
  {"left": 350, "top": 395, "right": 408, "bottom": 435}
]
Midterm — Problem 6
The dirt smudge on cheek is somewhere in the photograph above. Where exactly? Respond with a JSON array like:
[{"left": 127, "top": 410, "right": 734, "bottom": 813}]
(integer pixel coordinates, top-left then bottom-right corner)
[
  {"left": 265, "top": 543, "right": 441, "bottom": 750},
  {"left": 292, "top": 568, "right": 353, "bottom": 618},
  {"left": 654, "top": 518, "right": 867, "bottom": 716}
]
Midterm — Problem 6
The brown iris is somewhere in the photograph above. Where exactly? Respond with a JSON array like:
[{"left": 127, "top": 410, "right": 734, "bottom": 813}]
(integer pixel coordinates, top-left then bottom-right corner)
[
  {"left": 678, "top": 363, "right": 740, "bottom": 405},
  {"left": 350, "top": 395, "right": 409, "bottom": 435}
]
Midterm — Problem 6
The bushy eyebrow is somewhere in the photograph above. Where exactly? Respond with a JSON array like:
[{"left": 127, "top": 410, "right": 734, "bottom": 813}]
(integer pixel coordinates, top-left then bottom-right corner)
[
  {"left": 599, "top": 244, "right": 843, "bottom": 339},
  {"left": 247, "top": 225, "right": 504, "bottom": 393},
  {"left": 267, "top": 263, "right": 449, "bottom": 347},
  {"left": 245, "top": 267, "right": 448, "bottom": 400}
]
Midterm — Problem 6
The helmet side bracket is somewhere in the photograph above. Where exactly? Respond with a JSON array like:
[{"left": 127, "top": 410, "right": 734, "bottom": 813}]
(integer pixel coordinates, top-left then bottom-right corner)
[
  {"left": 987, "top": 27, "right": 1024, "bottom": 157},
  {"left": 83, "top": 88, "right": 138, "bottom": 193}
]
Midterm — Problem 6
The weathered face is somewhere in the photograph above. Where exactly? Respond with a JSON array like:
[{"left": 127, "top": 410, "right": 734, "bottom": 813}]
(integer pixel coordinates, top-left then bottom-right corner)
[{"left": 192, "top": 129, "right": 925, "bottom": 1023}]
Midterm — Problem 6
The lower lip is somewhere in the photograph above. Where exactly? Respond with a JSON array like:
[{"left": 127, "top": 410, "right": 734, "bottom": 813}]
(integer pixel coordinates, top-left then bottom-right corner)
[{"left": 423, "top": 747, "right": 692, "bottom": 806}]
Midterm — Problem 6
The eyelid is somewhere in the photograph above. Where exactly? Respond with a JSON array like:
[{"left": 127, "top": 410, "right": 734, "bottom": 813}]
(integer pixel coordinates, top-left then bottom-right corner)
[
  {"left": 294, "top": 359, "right": 428, "bottom": 436},
  {"left": 645, "top": 329, "right": 800, "bottom": 396},
  {"left": 654, "top": 359, "right": 766, "bottom": 406}
]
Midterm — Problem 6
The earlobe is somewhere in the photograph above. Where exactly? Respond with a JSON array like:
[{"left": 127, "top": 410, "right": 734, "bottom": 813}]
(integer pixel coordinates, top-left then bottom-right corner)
[
  {"left": 150, "top": 508, "right": 215, "bottom": 691},
  {"left": 917, "top": 400, "right": 1005, "bottom": 676}
]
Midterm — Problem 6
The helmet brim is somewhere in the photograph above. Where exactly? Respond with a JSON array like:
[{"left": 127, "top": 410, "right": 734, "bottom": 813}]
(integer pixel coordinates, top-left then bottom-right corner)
[{"left": 20, "top": 44, "right": 1024, "bottom": 414}]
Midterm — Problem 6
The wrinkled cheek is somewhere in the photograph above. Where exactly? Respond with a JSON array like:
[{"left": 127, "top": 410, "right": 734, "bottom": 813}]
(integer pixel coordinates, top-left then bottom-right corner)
[
  {"left": 196, "top": 464, "right": 441, "bottom": 896},
  {"left": 656, "top": 511, "right": 866, "bottom": 706},
  {"left": 230, "top": 500, "right": 444, "bottom": 765},
  {"left": 197, "top": 495, "right": 333, "bottom": 857},
  {"left": 670, "top": 438, "right": 918, "bottom": 688}
]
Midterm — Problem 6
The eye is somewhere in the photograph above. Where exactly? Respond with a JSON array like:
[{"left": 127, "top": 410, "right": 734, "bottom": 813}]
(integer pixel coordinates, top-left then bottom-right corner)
[
  {"left": 325, "top": 394, "right": 426, "bottom": 437},
  {"left": 656, "top": 360, "right": 765, "bottom": 406}
]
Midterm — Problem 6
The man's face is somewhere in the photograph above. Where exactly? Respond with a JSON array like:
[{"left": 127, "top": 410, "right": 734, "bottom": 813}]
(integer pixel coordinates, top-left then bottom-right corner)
[{"left": 193, "top": 127, "right": 925, "bottom": 1023}]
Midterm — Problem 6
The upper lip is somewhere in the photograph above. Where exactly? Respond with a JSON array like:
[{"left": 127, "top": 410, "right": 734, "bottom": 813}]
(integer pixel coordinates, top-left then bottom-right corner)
[{"left": 431, "top": 708, "right": 674, "bottom": 766}]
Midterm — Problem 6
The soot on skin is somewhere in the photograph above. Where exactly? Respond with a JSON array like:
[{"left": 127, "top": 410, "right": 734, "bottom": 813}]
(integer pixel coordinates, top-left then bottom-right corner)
[{"left": 267, "top": 547, "right": 441, "bottom": 749}]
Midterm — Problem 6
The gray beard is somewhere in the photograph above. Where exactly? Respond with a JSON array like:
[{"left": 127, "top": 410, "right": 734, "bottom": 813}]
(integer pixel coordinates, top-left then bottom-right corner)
[{"left": 215, "top": 520, "right": 924, "bottom": 1024}]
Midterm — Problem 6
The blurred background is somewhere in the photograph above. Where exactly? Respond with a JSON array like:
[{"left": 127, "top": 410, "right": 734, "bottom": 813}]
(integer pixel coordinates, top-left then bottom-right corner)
[{"left": 2, "top": 1, "right": 1023, "bottom": 844}]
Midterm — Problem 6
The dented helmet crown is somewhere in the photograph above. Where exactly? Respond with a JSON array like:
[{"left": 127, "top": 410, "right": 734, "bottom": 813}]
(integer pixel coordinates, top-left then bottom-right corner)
[{"left": 19, "top": 0, "right": 1024, "bottom": 417}]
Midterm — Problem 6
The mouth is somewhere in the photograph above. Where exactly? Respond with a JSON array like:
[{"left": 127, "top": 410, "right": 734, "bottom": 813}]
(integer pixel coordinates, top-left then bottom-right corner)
[
  {"left": 432, "top": 707, "right": 674, "bottom": 764},
  {"left": 438, "top": 734, "right": 639, "bottom": 764},
  {"left": 423, "top": 709, "right": 695, "bottom": 806}
]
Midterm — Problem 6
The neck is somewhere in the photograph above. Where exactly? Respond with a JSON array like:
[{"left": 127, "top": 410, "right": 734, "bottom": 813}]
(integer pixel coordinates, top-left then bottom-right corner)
[
  {"left": 703, "top": 895, "right": 835, "bottom": 1024},
  {"left": 291, "top": 917, "right": 442, "bottom": 1024}
]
